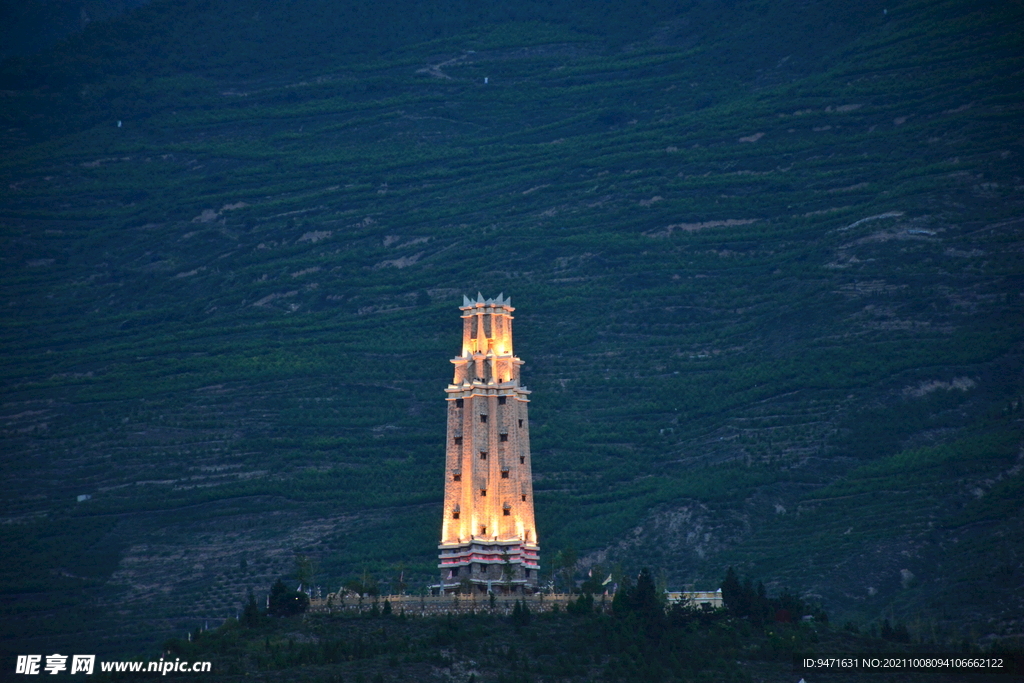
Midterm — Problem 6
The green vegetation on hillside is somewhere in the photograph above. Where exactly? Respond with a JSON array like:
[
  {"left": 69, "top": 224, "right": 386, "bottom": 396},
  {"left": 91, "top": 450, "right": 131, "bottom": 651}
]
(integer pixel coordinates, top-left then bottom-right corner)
[
  {"left": 137, "top": 569, "right": 1018, "bottom": 682},
  {"left": 1, "top": 0, "right": 1022, "bottom": 660}
]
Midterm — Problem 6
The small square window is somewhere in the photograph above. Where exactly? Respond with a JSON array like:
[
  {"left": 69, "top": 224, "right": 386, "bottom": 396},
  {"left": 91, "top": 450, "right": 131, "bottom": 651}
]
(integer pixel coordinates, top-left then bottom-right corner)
[
  {"left": 519, "top": 455, "right": 525, "bottom": 464},
  {"left": 453, "top": 510, "right": 460, "bottom": 519},
  {"left": 498, "top": 396, "right": 506, "bottom": 405},
  {"left": 454, "top": 436, "right": 462, "bottom": 445},
  {"left": 456, "top": 399, "right": 464, "bottom": 408},
  {"left": 453, "top": 473, "right": 461, "bottom": 482},
  {"left": 501, "top": 470, "right": 509, "bottom": 479},
  {"left": 480, "top": 489, "right": 487, "bottom": 497},
  {"left": 521, "top": 494, "right": 526, "bottom": 502},
  {"left": 503, "top": 508, "right": 511, "bottom": 516},
  {"left": 452, "top": 567, "right": 459, "bottom": 576},
  {"left": 518, "top": 419, "right": 523, "bottom": 428},
  {"left": 480, "top": 414, "right": 488, "bottom": 423},
  {"left": 500, "top": 433, "right": 508, "bottom": 442},
  {"left": 480, "top": 451, "right": 487, "bottom": 460},
  {"left": 480, "top": 525, "right": 487, "bottom": 534}
]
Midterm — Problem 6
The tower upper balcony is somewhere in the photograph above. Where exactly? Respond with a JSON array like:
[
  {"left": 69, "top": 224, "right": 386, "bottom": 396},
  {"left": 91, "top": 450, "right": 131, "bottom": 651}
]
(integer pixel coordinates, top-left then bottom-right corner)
[{"left": 450, "top": 293, "right": 524, "bottom": 389}]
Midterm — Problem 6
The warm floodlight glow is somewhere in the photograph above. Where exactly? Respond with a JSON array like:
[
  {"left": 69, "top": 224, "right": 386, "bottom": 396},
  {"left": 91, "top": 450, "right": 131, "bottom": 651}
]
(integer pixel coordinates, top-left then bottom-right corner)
[{"left": 438, "top": 295, "right": 537, "bottom": 593}]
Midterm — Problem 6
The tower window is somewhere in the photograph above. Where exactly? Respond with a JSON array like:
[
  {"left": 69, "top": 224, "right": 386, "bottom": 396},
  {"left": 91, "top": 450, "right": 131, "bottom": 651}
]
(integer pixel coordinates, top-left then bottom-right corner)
[
  {"left": 452, "top": 567, "right": 459, "bottom": 577},
  {"left": 500, "top": 433, "right": 508, "bottom": 442},
  {"left": 480, "top": 525, "right": 487, "bottom": 534},
  {"left": 454, "top": 436, "right": 462, "bottom": 445},
  {"left": 501, "top": 470, "right": 509, "bottom": 479},
  {"left": 518, "top": 419, "right": 523, "bottom": 428},
  {"left": 453, "top": 510, "right": 460, "bottom": 519},
  {"left": 525, "top": 569, "right": 530, "bottom": 578},
  {"left": 456, "top": 399, "right": 463, "bottom": 408},
  {"left": 504, "top": 508, "right": 511, "bottom": 516},
  {"left": 480, "top": 489, "right": 487, "bottom": 497},
  {"left": 480, "top": 451, "right": 487, "bottom": 460},
  {"left": 480, "top": 414, "right": 487, "bottom": 423},
  {"left": 519, "top": 455, "right": 525, "bottom": 464},
  {"left": 521, "top": 494, "right": 526, "bottom": 502},
  {"left": 498, "top": 396, "right": 506, "bottom": 405},
  {"left": 453, "top": 473, "right": 461, "bottom": 482}
]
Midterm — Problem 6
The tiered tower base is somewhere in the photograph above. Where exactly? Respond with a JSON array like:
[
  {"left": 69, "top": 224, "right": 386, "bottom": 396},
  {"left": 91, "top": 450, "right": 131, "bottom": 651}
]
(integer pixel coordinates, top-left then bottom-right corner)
[{"left": 437, "top": 539, "right": 539, "bottom": 595}]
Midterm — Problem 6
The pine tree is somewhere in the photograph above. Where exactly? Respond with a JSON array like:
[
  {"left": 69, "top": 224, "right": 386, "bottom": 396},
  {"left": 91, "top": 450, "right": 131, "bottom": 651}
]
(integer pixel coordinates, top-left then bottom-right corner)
[
  {"left": 721, "top": 567, "right": 741, "bottom": 611},
  {"left": 268, "top": 579, "right": 309, "bottom": 617},
  {"left": 241, "top": 588, "right": 263, "bottom": 627}
]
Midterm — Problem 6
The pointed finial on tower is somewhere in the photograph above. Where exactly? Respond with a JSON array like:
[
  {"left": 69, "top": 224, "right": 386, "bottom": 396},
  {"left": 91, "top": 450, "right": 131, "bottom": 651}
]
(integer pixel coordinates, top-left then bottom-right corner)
[
  {"left": 496, "top": 293, "right": 504, "bottom": 305},
  {"left": 463, "top": 294, "right": 472, "bottom": 307},
  {"left": 476, "top": 292, "right": 484, "bottom": 304}
]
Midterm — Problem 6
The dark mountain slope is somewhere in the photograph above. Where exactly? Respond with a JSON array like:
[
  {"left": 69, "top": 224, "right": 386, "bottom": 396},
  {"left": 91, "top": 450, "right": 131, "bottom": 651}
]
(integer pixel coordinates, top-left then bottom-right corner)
[
  {"left": 0, "top": 0, "right": 1022, "bottom": 659},
  {"left": 0, "top": 0, "right": 898, "bottom": 142}
]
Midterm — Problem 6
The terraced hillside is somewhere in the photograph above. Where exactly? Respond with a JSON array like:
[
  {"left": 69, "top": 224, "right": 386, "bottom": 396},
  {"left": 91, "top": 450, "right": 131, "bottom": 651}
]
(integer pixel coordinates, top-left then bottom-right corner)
[{"left": 1, "top": 0, "right": 1023, "bottom": 658}]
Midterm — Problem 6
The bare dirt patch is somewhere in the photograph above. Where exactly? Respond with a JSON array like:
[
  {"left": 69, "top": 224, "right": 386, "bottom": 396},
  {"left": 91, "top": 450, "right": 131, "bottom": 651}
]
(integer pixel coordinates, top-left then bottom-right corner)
[
  {"left": 374, "top": 252, "right": 423, "bottom": 269},
  {"left": 298, "top": 230, "right": 332, "bottom": 244},
  {"left": 645, "top": 219, "right": 758, "bottom": 237},
  {"left": 290, "top": 267, "right": 321, "bottom": 278},
  {"left": 903, "top": 377, "right": 976, "bottom": 397},
  {"left": 252, "top": 291, "right": 298, "bottom": 307},
  {"left": 191, "top": 209, "right": 220, "bottom": 223}
]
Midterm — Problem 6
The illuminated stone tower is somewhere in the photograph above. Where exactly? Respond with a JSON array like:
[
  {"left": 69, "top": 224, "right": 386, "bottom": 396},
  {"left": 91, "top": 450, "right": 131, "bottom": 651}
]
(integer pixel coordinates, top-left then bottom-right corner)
[{"left": 438, "top": 293, "right": 539, "bottom": 594}]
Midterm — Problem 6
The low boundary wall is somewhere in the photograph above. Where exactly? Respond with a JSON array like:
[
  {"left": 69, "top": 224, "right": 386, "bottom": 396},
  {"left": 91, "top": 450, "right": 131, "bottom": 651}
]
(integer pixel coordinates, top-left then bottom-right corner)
[{"left": 308, "top": 593, "right": 605, "bottom": 616}]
